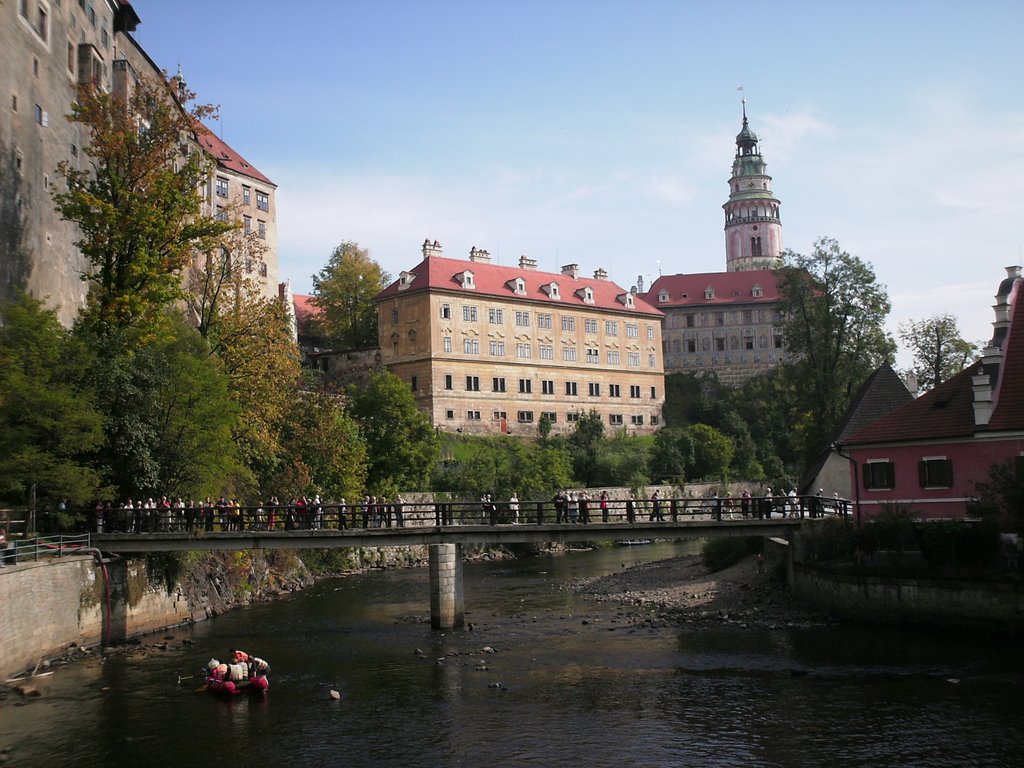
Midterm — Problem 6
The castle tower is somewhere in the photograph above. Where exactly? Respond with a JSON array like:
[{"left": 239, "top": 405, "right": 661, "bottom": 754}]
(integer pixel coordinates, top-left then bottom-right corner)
[{"left": 723, "top": 102, "right": 782, "bottom": 271}]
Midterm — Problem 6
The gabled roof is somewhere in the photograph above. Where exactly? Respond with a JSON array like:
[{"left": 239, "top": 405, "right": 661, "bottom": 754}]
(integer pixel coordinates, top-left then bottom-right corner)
[
  {"left": 292, "top": 293, "right": 320, "bottom": 333},
  {"left": 643, "top": 269, "right": 780, "bottom": 307},
  {"left": 836, "top": 362, "right": 916, "bottom": 443},
  {"left": 799, "top": 362, "right": 913, "bottom": 491},
  {"left": 196, "top": 125, "right": 275, "bottom": 187},
  {"left": 376, "top": 255, "right": 662, "bottom": 317},
  {"left": 845, "top": 361, "right": 983, "bottom": 445}
]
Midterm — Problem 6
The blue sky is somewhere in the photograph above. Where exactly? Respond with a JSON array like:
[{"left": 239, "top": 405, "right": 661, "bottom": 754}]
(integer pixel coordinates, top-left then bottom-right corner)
[{"left": 131, "top": 0, "right": 1024, "bottom": 365}]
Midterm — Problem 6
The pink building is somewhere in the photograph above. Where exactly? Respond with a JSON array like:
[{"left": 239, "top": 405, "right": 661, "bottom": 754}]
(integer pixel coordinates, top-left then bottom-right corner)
[{"left": 842, "top": 267, "right": 1024, "bottom": 521}]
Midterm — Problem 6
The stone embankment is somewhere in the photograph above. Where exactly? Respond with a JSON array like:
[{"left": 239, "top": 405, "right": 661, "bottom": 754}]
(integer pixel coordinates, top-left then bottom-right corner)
[{"left": 574, "top": 554, "right": 835, "bottom": 631}]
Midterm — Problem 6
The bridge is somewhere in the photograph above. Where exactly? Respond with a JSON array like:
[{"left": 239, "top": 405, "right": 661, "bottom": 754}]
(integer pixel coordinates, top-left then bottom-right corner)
[{"left": 11, "top": 497, "right": 840, "bottom": 630}]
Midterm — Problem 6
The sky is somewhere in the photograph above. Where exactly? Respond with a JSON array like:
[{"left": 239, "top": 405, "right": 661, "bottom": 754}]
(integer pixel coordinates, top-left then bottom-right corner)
[{"left": 130, "top": 0, "right": 1024, "bottom": 367}]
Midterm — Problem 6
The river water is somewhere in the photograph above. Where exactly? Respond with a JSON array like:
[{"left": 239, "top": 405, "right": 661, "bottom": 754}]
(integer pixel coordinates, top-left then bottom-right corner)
[{"left": 1, "top": 542, "right": 1021, "bottom": 767}]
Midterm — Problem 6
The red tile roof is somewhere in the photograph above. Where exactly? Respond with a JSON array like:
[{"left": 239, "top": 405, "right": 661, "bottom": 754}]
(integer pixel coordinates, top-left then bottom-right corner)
[
  {"left": 376, "top": 254, "right": 663, "bottom": 316},
  {"left": 292, "top": 293, "right": 320, "bottom": 332},
  {"left": 196, "top": 125, "right": 275, "bottom": 186},
  {"left": 643, "top": 270, "right": 780, "bottom": 307},
  {"left": 844, "top": 361, "right": 982, "bottom": 445},
  {"left": 988, "top": 287, "right": 1024, "bottom": 430}
]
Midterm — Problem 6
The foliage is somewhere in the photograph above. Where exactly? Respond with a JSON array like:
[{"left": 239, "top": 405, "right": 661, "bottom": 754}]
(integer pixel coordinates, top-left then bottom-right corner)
[
  {"left": 916, "top": 520, "right": 1000, "bottom": 574},
  {"left": 776, "top": 237, "right": 895, "bottom": 461},
  {"left": 973, "top": 457, "right": 1024, "bottom": 533},
  {"left": 311, "top": 241, "right": 390, "bottom": 349},
  {"left": 346, "top": 370, "right": 439, "bottom": 492},
  {"left": 686, "top": 424, "right": 734, "bottom": 481},
  {"left": 566, "top": 409, "right": 605, "bottom": 486},
  {"left": 82, "top": 312, "right": 244, "bottom": 501},
  {"left": 649, "top": 426, "right": 693, "bottom": 483},
  {"left": 0, "top": 292, "right": 105, "bottom": 506},
  {"left": 276, "top": 391, "right": 368, "bottom": 501},
  {"left": 432, "top": 435, "right": 571, "bottom": 499},
  {"left": 53, "top": 76, "right": 235, "bottom": 334},
  {"left": 593, "top": 434, "right": 652, "bottom": 488},
  {"left": 187, "top": 223, "right": 268, "bottom": 340},
  {"left": 898, "top": 314, "right": 978, "bottom": 391},
  {"left": 854, "top": 504, "right": 918, "bottom": 562},
  {"left": 210, "top": 287, "right": 301, "bottom": 489},
  {"left": 701, "top": 536, "right": 763, "bottom": 573}
]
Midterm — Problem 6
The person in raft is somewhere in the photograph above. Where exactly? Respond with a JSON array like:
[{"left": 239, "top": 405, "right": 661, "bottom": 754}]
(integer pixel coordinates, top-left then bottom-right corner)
[{"left": 205, "top": 651, "right": 270, "bottom": 694}]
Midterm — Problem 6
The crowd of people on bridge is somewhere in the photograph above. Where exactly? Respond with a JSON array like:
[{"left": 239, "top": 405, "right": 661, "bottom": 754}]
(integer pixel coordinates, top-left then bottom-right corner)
[{"left": 84, "top": 486, "right": 848, "bottom": 534}]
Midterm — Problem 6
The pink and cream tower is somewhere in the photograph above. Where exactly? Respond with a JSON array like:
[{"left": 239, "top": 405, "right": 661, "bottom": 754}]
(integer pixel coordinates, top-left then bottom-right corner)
[{"left": 722, "top": 101, "right": 783, "bottom": 272}]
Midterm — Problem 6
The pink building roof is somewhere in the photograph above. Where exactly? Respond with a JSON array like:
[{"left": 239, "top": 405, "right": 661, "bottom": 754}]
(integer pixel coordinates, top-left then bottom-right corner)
[
  {"left": 846, "top": 287, "right": 1024, "bottom": 444},
  {"left": 643, "top": 270, "right": 781, "bottom": 307},
  {"left": 292, "top": 293, "right": 320, "bottom": 333},
  {"left": 196, "top": 125, "right": 275, "bottom": 187},
  {"left": 376, "top": 254, "right": 663, "bottom": 317}
]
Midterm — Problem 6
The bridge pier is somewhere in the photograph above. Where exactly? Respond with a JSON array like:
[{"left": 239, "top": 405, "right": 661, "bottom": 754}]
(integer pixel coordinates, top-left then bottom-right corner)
[{"left": 428, "top": 543, "right": 464, "bottom": 629}]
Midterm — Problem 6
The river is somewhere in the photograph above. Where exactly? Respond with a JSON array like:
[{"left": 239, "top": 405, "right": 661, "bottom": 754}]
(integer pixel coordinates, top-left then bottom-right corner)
[{"left": 1, "top": 542, "right": 1021, "bottom": 767}]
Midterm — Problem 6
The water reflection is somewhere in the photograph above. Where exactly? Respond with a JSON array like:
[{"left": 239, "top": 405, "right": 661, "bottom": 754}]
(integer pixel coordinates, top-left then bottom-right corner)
[{"left": 1, "top": 542, "right": 1021, "bottom": 767}]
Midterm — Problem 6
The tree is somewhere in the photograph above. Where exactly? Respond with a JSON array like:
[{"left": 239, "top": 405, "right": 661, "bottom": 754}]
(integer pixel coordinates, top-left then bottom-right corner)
[
  {"left": 84, "top": 312, "right": 244, "bottom": 501},
  {"left": 346, "top": 370, "right": 438, "bottom": 491},
  {"left": 973, "top": 457, "right": 1024, "bottom": 533},
  {"left": 899, "top": 314, "right": 978, "bottom": 391},
  {"left": 777, "top": 237, "right": 895, "bottom": 460},
  {"left": 210, "top": 286, "right": 301, "bottom": 489},
  {"left": 0, "top": 292, "right": 105, "bottom": 506},
  {"left": 686, "top": 424, "right": 734, "bottom": 481},
  {"left": 311, "top": 241, "right": 390, "bottom": 349},
  {"left": 567, "top": 409, "right": 605, "bottom": 486},
  {"left": 52, "top": 76, "right": 235, "bottom": 333},
  {"left": 277, "top": 391, "right": 368, "bottom": 501}
]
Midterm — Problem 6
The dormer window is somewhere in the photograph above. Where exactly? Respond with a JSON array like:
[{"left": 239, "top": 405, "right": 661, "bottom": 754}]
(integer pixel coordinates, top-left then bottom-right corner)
[
  {"left": 576, "top": 286, "right": 595, "bottom": 304},
  {"left": 398, "top": 270, "right": 416, "bottom": 290},
  {"left": 704, "top": 286, "right": 715, "bottom": 300},
  {"left": 752, "top": 284, "right": 763, "bottom": 298},
  {"left": 658, "top": 290, "right": 669, "bottom": 303},
  {"left": 618, "top": 292, "right": 635, "bottom": 309},
  {"left": 456, "top": 270, "right": 475, "bottom": 289},
  {"left": 543, "top": 282, "right": 561, "bottom": 300},
  {"left": 506, "top": 277, "right": 527, "bottom": 295}
]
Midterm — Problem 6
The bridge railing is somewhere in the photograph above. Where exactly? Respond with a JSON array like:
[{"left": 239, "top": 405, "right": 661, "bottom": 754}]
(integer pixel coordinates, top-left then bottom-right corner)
[
  {"left": 81, "top": 494, "right": 850, "bottom": 534},
  {"left": 0, "top": 533, "right": 92, "bottom": 566}
]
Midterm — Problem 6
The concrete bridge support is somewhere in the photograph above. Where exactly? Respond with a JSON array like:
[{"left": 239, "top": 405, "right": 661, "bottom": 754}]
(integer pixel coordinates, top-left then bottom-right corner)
[{"left": 428, "top": 543, "right": 464, "bottom": 629}]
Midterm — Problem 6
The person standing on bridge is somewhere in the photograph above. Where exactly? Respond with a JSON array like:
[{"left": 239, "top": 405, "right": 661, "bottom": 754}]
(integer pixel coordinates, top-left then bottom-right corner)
[
  {"left": 509, "top": 493, "right": 519, "bottom": 524},
  {"left": 395, "top": 495, "right": 404, "bottom": 527},
  {"left": 626, "top": 493, "right": 636, "bottom": 524},
  {"left": 651, "top": 490, "right": 664, "bottom": 522},
  {"left": 554, "top": 490, "right": 566, "bottom": 524},
  {"left": 579, "top": 491, "right": 590, "bottom": 524},
  {"left": 600, "top": 490, "right": 609, "bottom": 523}
]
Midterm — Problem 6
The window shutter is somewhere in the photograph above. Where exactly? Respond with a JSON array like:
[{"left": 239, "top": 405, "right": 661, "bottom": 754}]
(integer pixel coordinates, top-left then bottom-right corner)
[{"left": 918, "top": 460, "right": 927, "bottom": 488}]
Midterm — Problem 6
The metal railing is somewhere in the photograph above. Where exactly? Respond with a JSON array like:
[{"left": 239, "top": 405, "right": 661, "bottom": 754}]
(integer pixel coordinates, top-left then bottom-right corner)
[
  {"left": 1, "top": 533, "right": 92, "bottom": 566},
  {"left": 77, "top": 494, "right": 850, "bottom": 535}
]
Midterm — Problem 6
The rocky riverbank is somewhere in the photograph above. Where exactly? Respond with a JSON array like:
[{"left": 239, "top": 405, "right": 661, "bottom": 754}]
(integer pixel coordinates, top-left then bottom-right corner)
[{"left": 573, "top": 553, "right": 837, "bottom": 631}]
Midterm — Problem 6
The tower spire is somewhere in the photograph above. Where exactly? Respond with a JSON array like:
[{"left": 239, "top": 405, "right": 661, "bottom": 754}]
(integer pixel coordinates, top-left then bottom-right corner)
[{"left": 722, "top": 100, "right": 783, "bottom": 272}]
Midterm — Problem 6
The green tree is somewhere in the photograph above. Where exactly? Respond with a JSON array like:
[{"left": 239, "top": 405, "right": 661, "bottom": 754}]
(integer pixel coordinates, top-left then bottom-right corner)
[
  {"left": 84, "top": 313, "right": 244, "bottom": 501},
  {"left": 898, "top": 313, "right": 978, "bottom": 391},
  {"left": 973, "top": 457, "right": 1024, "bottom": 533},
  {"left": 650, "top": 426, "right": 693, "bottom": 483},
  {"left": 0, "top": 292, "right": 105, "bottom": 506},
  {"left": 777, "top": 236, "right": 895, "bottom": 460},
  {"left": 52, "top": 77, "right": 235, "bottom": 334},
  {"left": 211, "top": 286, "right": 301, "bottom": 490},
  {"left": 346, "top": 370, "right": 438, "bottom": 491},
  {"left": 278, "top": 391, "right": 367, "bottom": 501},
  {"left": 686, "top": 423, "right": 734, "bottom": 481},
  {"left": 567, "top": 409, "right": 605, "bottom": 486},
  {"left": 311, "top": 241, "right": 390, "bottom": 349}
]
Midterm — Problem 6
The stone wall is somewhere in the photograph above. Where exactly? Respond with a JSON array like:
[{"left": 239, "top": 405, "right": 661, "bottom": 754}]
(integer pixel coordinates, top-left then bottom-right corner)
[{"left": 791, "top": 562, "right": 1024, "bottom": 632}]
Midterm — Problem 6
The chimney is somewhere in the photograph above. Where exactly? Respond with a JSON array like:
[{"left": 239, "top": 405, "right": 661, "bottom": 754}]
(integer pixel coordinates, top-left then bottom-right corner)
[
  {"left": 518, "top": 255, "right": 538, "bottom": 270},
  {"left": 972, "top": 371, "right": 994, "bottom": 426},
  {"left": 561, "top": 263, "right": 579, "bottom": 279},
  {"left": 903, "top": 372, "right": 919, "bottom": 398},
  {"left": 593, "top": 267, "right": 608, "bottom": 280},
  {"left": 636, "top": 274, "right": 645, "bottom": 294},
  {"left": 468, "top": 246, "right": 491, "bottom": 263},
  {"left": 422, "top": 238, "right": 443, "bottom": 259}
]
